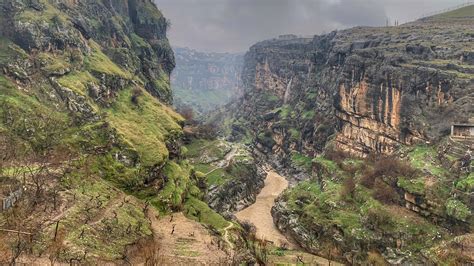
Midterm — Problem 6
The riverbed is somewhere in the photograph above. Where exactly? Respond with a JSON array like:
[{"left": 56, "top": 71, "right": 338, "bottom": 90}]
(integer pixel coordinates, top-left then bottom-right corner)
[{"left": 235, "top": 170, "right": 296, "bottom": 248}]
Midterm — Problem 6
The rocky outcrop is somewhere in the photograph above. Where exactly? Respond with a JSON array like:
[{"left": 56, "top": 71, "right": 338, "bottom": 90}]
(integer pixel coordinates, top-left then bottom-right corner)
[
  {"left": 0, "top": 0, "right": 175, "bottom": 104},
  {"left": 172, "top": 47, "right": 244, "bottom": 115},
  {"left": 187, "top": 141, "right": 266, "bottom": 214},
  {"left": 230, "top": 14, "right": 473, "bottom": 165},
  {"left": 0, "top": 0, "right": 198, "bottom": 262},
  {"left": 207, "top": 161, "right": 265, "bottom": 214}
]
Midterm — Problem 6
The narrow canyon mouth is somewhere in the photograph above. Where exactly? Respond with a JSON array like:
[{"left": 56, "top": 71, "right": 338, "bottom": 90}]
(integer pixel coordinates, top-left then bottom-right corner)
[{"left": 235, "top": 170, "right": 297, "bottom": 248}]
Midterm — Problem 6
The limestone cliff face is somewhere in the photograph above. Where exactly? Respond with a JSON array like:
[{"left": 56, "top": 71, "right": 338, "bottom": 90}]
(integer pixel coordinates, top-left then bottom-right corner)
[
  {"left": 336, "top": 79, "right": 412, "bottom": 155},
  {"left": 233, "top": 18, "right": 473, "bottom": 161}
]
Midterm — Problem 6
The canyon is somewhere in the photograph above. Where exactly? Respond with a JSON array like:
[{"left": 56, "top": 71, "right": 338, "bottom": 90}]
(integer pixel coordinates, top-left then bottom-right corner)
[
  {"left": 172, "top": 47, "right": 243, "bottom": 116},
  {"left": 0, "top": 0, "right": 472, "bottom": 265}
]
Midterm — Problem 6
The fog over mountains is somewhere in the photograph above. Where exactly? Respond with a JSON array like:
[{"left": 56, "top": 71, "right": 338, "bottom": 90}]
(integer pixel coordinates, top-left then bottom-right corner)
[{"left": 156, "top": 0, "right": 468, "bottom": 52}]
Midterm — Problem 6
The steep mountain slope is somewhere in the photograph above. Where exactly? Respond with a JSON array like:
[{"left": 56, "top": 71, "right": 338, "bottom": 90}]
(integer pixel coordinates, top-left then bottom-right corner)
[
  {"left": 220, "top": 5, "right": 473, "bottom": 265},
  {"left": 230, "top": 10, "right": 472, "bottom": 162},
  {"left": 0, "top": 0, "right": 225, "bottom": 263},
  {"left": 172, "top": 47, "right": 243, "bottom": 115}
]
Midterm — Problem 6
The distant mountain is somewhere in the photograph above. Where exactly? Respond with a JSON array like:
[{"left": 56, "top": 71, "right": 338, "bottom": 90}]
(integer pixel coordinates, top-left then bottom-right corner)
[{"left": 172, "top": 47, "right": 244, "bottom": 115}]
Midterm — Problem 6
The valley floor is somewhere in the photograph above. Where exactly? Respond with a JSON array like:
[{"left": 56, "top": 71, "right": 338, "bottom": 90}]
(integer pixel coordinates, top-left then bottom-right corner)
[
  {"left": 235, "top": 170, "right": 294, "bottom": 248},
  {"left": 236, "top": 169, "right": 340, "bottom": 265}
]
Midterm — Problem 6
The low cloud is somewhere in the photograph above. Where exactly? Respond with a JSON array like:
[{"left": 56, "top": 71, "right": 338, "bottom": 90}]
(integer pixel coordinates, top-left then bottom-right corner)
[{"left": 155, "top": 0, "right": 466, "bottom": 52}]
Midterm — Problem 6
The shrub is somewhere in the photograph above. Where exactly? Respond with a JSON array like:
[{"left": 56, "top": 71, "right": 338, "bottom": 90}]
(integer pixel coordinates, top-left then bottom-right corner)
[
  {"left": 130, "top": 87, "right": 143, "bottom": 105},
  {"left": 340, "top": 175, "right": 356, "bottom": 201},
  {"left": 241, "top": 221, "right": 257, "bottom": 239},
  {"left": 445, "top": 198, "right": 471, "bottom": 222},
  {"left": 325, "top": 148, "right": 348, "bottom": 165},
  {"left": 360, "top": 167, "right": 376, "bottom": 188},
  {"left": 360, "top": 156, "right": 419, "bottom": 189},
  {"left": 367, "top": 251, "right": 388, "bottom": 266},
  {"left": 373, "top": 179, "right": 399, "bottom": 204},
  {"left": 366, "top": 208, "right": 394, "bottom": 230}
]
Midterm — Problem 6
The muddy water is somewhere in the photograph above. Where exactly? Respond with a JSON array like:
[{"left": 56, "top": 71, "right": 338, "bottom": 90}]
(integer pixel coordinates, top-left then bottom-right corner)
[{"left": 235, "top": 170, "right": 296, "bottom": 248}]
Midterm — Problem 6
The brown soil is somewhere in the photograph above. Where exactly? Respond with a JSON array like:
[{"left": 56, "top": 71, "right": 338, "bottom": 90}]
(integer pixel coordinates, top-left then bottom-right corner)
[{"left": 147, "top": 210, "right": 230, "bottom": 265}]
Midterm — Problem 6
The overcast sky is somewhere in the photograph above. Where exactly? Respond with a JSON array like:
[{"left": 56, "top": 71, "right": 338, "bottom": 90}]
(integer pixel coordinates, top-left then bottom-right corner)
[{"left": 155, "top": 0, "right": 470, "bottom": 52}]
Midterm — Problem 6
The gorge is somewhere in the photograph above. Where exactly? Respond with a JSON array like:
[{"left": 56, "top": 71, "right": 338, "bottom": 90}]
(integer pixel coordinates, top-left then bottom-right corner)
[{"left": 0, "top": 0, "right": 472, "bottom": 265}]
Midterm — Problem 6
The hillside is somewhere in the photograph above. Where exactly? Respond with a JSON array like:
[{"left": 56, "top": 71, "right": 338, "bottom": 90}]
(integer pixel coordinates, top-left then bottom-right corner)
[
  {"left": 423, "top": 4, "right": 474, "bottom": 21},
  {"left": 0, "top": 1, "right": 472, "bottom": 264},
  {"left": 0, "top": 0, "right": 231, "bottom": 263},
  {"left": 217, "top": 5, "right": 474, "bottom": 264},
  {"left": 172, "top": 47, "right": 244, "bottom": 116}
]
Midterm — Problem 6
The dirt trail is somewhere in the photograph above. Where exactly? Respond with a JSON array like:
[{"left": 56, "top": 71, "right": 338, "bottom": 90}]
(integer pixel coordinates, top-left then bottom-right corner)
[
  {"left": 146, "top": 210, "right": 229, "bottom": 265},
  {"left": 204, "top": 145, "right": 239, "bottom": 175},
  {"left": 235, "top": 170, "right": 296, "bottom": 248},
  {"left": 222, "top": 222, "right": 234, "bottom": 249}
]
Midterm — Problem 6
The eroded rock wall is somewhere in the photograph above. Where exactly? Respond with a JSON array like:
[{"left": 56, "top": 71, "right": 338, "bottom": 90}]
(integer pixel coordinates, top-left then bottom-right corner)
[{"left": 231, "top": 21, "right": 473, "bottom": 162}]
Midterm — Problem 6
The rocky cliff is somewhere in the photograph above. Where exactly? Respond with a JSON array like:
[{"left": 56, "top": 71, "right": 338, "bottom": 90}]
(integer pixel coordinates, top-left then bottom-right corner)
[
  {"left": 184, "top": 139, "right": 265, "bottom": 214},
  {"left": 0, "top": 0, "right": 214, "bottom": 263},
  {"left": 172, "top": 47, "right": 243, "bottom": 115},
  {"left": 232, "top": 10, "right": 473, "bottom": 163},
  {"left": 224, "top": 6, "right": 474, "bottom": 265}
]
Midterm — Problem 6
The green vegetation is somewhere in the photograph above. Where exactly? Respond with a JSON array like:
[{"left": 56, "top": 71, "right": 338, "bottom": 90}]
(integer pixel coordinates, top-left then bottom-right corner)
[
  {"left": 408, "top": 146, "right": 448, "bottom": 178},
  {"left": 37, "top": 52, "right": 71, "bottom": 75},
  {"left": 133, "top": 0, "right": 164, "bottom": 23},
  {"left": 0, "top": 1, "right": 209, "bottom": 263},
  {"left": 312, "top": 155, "right": 339, "bottom": 174},
  {"left": 302, "top": 110, "right": 315, "bottom": 120},
  {"left": 290, "top": 152, "right": 312, "bottom": 171},
  {"left": 257, "top": 130, "right": 275, "bottom": 148},
  {"left": 282, "top": 177, "right": 442, "bottom": 252},
  {"left": 206, "top": 168, "right": 233, "bottom": 186},
  {"left": 431, "top": 5, "right": 474, "bottom": 19},
  {"left": 397, "top": 177, "right": 426, "bottom": 195},
  {"left": 157, "top": 161, "right": 199, "bottom": 208},
  {"left": 445, "top": 198, "right": 472, "bottom": 222},
  {"left": 184, "top": 196, "right": 229, "bottom": 231},
  {"left": 278, "top": 105, "right": 292, "bottom": 119},
  {"left": 16, "top": 0, "right": 69, "bottom": 25},
  {"left": 106, "top": 86, "right": 183, "bottom": 166},
  {"left": 57, "top": 71, "right": 98, "bottom": 95},
  {"left": 185, "top": 139, "right": 230, "bottom": 160},
  {"left": 279, "top": 152, "right": 454, "bottom": 259},
  {"left": 152, "top": 72, "right": 172, "bottom": 101},
  {"left": 264, "top": 92, "right": 280, "bottom": 103},
  {"left": 31, "top": 162, "right": 153, "bottom": 261},
  {"left": 0, "top": 37, "right": 28, "bottom": 66},
  {"left": 288, "top": 128, "right": 301, "bottom": 141},
  {"left": 85, "top": 41, "right": 132, "bottom": 79},
  {"left": 130, "top": 33, "right": 151, "bottom": 49},
  {"left": 456, "top": 173, "right": 474, "bottom": 192}
]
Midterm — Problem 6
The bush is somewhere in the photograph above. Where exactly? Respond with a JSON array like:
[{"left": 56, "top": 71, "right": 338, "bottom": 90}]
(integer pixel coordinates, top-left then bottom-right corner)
[
  {"left": 366, "top": 208, "right": 394, "bottom": 230},
  {"left": 445, "top": 198, "right": 471, "bottom": 222},
  {"left": 340, "top": 175, "right": 356, "bottom": 201},
  {"left": 373, "top": 179, "right": 399, "bottom": 204},
  {"left": 241, "top": 221, "right": 257, "bottom": 240},
  {"left": 367, "top": 251, "right": 388, "bottom": 266},
  {"left": 130, "top": 87, "right": 143, "bottom": 105},
  {"left": 360, "top": 156, "right": 418, "bottom": 188},
  {"left": 325, "top": 148, "right": 348, "bottom": 165}
]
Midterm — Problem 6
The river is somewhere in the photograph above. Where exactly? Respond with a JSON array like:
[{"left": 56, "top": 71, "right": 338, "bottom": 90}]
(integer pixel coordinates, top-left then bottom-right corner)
[{"left": 235, "top": 170, "right": 296, "bottom": 248}]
